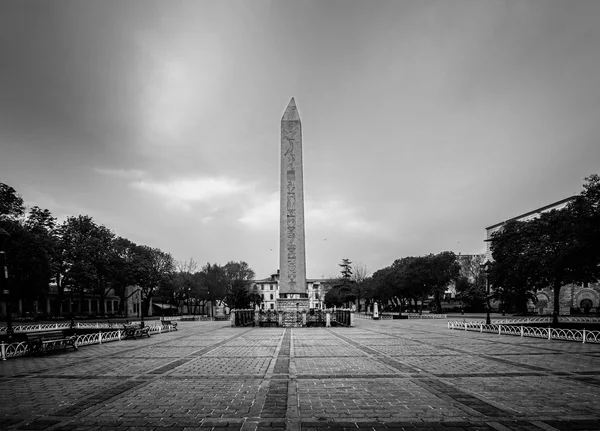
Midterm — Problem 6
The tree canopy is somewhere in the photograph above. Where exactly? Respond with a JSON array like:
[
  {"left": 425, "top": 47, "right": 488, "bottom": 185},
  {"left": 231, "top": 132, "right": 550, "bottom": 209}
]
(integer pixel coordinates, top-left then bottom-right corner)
[{"left": 490, "top": 174, "right": 600, "bottom": 323}]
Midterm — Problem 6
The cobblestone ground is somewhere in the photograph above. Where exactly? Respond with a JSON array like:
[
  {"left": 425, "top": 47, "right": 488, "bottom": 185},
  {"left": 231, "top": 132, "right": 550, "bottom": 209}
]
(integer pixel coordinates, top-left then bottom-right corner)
[{"left": 1, "top": 318, "right": 599, "bottom": 431}]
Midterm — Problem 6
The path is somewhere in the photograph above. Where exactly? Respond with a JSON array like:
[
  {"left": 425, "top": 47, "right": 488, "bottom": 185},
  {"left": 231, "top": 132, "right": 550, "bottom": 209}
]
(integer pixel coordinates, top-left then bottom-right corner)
[{"left": 1, "top": 318, "right": 599, "bottom": 430}]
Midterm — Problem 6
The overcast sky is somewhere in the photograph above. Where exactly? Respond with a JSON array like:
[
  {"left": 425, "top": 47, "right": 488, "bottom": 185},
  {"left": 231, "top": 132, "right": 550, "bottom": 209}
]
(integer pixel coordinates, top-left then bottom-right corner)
[{"left": 1, "top": 0, "right": 599, "bottom": 279}]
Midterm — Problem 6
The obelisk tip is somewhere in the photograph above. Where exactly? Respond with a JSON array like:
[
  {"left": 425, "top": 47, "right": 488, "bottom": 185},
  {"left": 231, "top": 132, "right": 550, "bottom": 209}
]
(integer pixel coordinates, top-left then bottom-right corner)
[{"left": 282, "top": 97, "right": 300, "bottom": 121}]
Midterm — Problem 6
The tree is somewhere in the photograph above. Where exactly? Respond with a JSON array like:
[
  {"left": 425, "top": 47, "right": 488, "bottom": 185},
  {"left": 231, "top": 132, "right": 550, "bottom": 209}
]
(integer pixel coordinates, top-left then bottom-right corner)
[
  {"left": 108, "top": 237, "right": 138, "bottom": 315},
  {"left": 57, "top": 215, "right": 116, "bottom": 316},
  {"left": 428, "top": 252, "right": 460, "bottom": 313},
  {"left": 165, "top": 259, "right": 201, "bottom": 314},
  {"left": 339, "top": 258, "right": 353, "bottom": 284},
  {"left": 350, "top": 262, "right": 370, "bottom": 311},
  {"left": 222, "top": 261, "right": 255, "bottom": 309},
  {"left": 489, "top": 221, "right": 539, "bottom": 314},
  {"left": 490, "top": 175, "right": 600, "bottom": 324},
  {"left": 132, "top": 245, "right": 176, "bottom": 317},
  {"left": 324, "top": 286, "right": 345, "bottom": 308},
  {"left": 454, "top": 276, "right": 486, "bottom": 312},
  {"left": 454, "top": 254, "right": 487, "bottom": 312},
  {"left": 198, "top": 263, "right": 226, "bottom": 316},
  {"left": 0, "top": 183, "right": 25, "bottom": 220}
]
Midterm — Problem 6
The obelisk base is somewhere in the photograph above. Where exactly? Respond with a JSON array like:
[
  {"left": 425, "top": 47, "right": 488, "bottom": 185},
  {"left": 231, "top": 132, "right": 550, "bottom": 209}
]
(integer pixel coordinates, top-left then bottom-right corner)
[{"left": 277, "top": 296, "right": 310, "bottom": 327}]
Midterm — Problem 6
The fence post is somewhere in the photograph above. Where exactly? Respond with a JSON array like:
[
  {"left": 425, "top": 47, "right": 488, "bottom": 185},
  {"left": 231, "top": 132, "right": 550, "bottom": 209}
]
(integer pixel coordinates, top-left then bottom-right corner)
[
  {"left": 498, "top": 324, "right": 502, "bottom": 335},
  {"left": 96, "top": 322, "right": 99, "bottom": 329},
  {"left": 583, "top": 329, "right": 586, "bottom": 344},
  {"left": 98, "top": 332, "right": 102, "bottom": 344},
  {"left": 38, "top": 324, "right": 41, "bottom": 331},
  {"left": 1, "top": 341, "right": 6, "bottom": 361},
  {"left": 480, "top": 324, "right": 483, "bottom": 333},
  {"left": 520, "top": 326, "right": 524, "bottom": 337},
  {"left": 55, "top": 323, "right": 58, "bottom": 330},
  {"left": 548, "top": 328, "right": 551, "bottom": 340},
  {"left": 326, "top": 311, "right": 331, "bottom": 328},
  {"left": 118, "top": 330, "right": 121, "bottom": 341}
]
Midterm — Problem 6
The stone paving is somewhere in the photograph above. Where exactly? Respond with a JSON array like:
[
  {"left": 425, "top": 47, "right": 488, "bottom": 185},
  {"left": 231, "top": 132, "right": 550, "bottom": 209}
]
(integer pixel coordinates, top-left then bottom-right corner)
[{"left": 1, "top": 318, "right": 599, "bottom": 431}]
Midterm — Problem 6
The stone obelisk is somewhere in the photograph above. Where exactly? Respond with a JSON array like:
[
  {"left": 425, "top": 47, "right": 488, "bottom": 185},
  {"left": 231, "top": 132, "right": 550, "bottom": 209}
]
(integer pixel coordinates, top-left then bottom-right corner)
[{"left": 278, "top": 98, "right": 308, "bottom": 314}]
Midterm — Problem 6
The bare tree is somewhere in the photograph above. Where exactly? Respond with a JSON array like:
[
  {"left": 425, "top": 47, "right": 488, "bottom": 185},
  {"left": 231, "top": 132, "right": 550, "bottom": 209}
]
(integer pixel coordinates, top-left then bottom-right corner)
[
  {"left": 177, "top": 258, "right": 198, "bottom": 274},
  {"left": 351, "top": 262, "right": 371, "bottom": 311},
  {"left": 458, "top": 254, "right": 486, "bottom": 286}
]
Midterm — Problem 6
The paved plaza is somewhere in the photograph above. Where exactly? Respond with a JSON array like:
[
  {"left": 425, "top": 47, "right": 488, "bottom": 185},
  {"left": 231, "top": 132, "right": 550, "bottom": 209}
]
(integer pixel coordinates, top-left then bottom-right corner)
[{"left": 1, "top": 318, "right": 599, "bottom": 431}]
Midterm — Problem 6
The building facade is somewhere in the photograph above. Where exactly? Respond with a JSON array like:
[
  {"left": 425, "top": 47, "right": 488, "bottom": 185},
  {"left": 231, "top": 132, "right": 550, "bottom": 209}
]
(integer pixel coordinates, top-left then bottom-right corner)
[{"left": 252, "top": 270, "right": 336, "bottom": 311}]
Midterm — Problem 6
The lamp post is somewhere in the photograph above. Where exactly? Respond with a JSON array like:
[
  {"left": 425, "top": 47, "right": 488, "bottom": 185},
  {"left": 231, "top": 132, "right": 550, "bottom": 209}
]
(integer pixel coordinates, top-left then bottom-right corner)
[
  {"left": 0, "top": 228, "right": 12, "bottom": 340},
  {"left": 480, "top": 261, "right": 492, "bottom": 325}
]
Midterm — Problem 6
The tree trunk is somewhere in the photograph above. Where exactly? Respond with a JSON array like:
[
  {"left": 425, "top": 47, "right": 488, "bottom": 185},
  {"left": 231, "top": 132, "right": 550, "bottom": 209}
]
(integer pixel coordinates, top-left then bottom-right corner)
[
  {"left": 552, "top": 281, "right": 561, "bottom": 326},
  {"left": 434, "top": 289, "right": 442, "bottom": 314},
  {"left": 143, "top": 295, "right": 151, "bottom": 317},
  {"left": 79, "top": 290, "right": 85, "bottom": 316},
  {"left": 54, "top": 274, "right": 64, "bottom": 316}
]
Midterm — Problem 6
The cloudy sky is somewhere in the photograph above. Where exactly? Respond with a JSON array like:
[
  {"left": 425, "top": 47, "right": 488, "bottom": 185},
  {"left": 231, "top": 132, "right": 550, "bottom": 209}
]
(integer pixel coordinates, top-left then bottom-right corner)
[{"left": 1, "top": 0, "right": 599, "bottom": 279}]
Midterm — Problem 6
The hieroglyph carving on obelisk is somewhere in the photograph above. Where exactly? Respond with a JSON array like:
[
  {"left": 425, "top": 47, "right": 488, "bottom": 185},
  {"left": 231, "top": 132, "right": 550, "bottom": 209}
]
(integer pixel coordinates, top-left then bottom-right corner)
[{"left": 279, "top": 97, "right": 307, "bottom": 295}]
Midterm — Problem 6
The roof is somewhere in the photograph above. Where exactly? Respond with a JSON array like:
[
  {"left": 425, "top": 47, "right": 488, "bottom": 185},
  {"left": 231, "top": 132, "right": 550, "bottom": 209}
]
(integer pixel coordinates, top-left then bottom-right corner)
[{"left": 485, "top": 196, "right": 575, "bottom": 230}]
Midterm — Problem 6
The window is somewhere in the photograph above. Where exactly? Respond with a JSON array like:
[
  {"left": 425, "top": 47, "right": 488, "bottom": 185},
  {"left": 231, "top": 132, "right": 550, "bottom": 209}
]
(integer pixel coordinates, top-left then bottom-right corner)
[
  {"left": 270, "top": 285, "right": 273, "bottom": 290},
  {"left": 270, "top": 294, "right": 273, "bottom": 300},
  {"left": 270, "top": 303, "right": 274, "bottom": 309},
  {"left": 261, "top": 285, "right": 264, "bottom": 290}
]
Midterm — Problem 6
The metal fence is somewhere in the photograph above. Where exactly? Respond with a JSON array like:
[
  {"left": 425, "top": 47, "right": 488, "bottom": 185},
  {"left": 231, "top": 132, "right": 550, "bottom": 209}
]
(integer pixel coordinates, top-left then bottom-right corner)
[
  {"left": 0, "top": 323, "right": 178, "bottom": 360},
  {"left": 307, "top": 310, "right": 327, "bottom": 326},
  {"left": 233, "top": 309, "right": 255, "bottom": 327},
  {"left": 0, "top": 320, "right": 166, "bottom": 334},
  {"left": 331, "top": 309, "right": 352, "bottom": 326},
  {"left": 355, "top": 312, "right": 447, "bottom": 319},
  {"left": 448, "top": 320, "right": 600, "bottom": 344}
]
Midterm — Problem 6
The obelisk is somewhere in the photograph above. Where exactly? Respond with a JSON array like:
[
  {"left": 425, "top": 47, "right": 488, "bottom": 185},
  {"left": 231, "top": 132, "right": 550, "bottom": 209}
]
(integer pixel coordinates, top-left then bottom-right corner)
[{"left": 278, "top": 98, "right": 308, "bottom": 313}]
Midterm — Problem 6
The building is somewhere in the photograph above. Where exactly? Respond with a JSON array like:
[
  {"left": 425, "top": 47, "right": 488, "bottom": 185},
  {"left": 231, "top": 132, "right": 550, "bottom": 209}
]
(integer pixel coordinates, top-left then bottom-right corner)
[
  {"left": 252, "top": 270, "right": 337, "bottom": 311},
  {"left": 485, "top": 196, "right": 599, "bottom": 315},
  {"left": 485, "top": 197, "right": 574, "bottom": 261}
]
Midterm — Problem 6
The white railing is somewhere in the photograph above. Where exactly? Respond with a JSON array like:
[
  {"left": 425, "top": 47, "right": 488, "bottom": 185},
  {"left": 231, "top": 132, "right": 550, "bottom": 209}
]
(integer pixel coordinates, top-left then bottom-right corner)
[
  {"left": 355, "top": 312, "right": 447, "bottom": 319},
  {"left": 448, "top": 321, "right": 600, "bottom": 344},
  {"left": 355, "top": 312, "right": 393, "bottom": 319},
  {"left": 406, "top": 313, "right": 447, "bottom": 319},
  {"left": 0, "top": 323, "right": 177, "bottom": 360},
  {"left": 487, "top": 316, "right": 600, "bottom": 325},
  {"left": 0, "top": 319, "right": 171, "bottom": 333}
]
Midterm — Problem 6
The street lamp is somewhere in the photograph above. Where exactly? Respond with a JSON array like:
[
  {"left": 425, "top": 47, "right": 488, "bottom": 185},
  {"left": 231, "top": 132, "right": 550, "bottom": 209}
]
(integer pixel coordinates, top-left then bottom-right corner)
[
  {"left": 0, "top": 228, "right": 12, "bottom": 339},
  {"left": 480, "top": 260, "right": 492, "bottom": 325}
]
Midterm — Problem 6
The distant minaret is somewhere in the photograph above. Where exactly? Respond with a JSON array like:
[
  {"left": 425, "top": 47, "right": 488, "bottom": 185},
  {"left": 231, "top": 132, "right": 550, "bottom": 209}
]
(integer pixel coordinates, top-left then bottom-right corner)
[{"left": 279, "top": 97, "right": 307, "bottom": 297}]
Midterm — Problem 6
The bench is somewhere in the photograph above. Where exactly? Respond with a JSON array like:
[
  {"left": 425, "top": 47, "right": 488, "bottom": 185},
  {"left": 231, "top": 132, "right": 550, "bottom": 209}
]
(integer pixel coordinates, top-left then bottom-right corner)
[
  {"left": 27, "top": 330, "right": 78, "bottom": 355},
  {"left": 161, "top": 319, "right": 178, "bottom": 330},
  {"left": 122, "top": 323, "right": 151, "bottom": 339}
]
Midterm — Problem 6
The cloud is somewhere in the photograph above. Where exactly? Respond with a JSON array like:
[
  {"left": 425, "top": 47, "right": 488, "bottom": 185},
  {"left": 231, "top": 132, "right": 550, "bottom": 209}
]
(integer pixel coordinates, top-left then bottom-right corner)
[
  {"left": 306, "top": 199, "right": 380, "bottom": 234},
  {"left": 94, "top": 167, "right": 145, "bottom": 180},
  {"left": 132, "top": 176, "right": 250, "bottom": 210},
  {"left": 96, "top": 167, "right": 251, "bottom": 212},
  {"left": 238, "top": 193, "right": 380, "bottom": 235},
  {"left": 238, "top": 192, "right": 279, "bottom": 228}
]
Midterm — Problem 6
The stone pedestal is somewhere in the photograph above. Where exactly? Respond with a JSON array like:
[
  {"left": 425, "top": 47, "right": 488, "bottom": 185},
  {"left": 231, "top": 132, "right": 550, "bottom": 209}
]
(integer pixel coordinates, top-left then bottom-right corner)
[
  {"left": 277, "top": 298, "right": 310, "bottom": 313},
  {"left": 277, "top": 297, "right": 309, "bottom": 327}
]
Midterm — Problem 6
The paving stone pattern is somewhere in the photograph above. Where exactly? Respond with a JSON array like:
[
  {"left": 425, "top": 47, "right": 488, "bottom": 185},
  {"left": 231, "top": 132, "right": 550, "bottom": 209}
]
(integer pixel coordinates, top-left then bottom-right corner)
[{"left": 1, "top": 319, "right": 599, "bottom": 431}]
